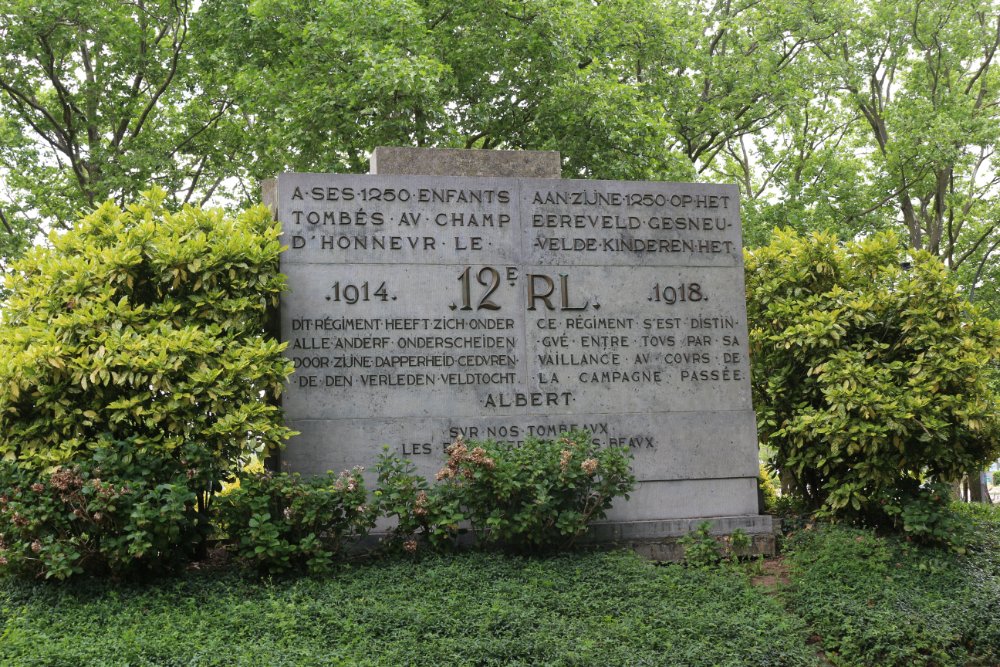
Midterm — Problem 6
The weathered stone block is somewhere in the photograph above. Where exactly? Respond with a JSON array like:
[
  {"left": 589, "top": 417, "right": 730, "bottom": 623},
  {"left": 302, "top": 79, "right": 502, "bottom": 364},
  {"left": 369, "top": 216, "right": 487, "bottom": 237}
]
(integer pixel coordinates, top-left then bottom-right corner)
[{"left": 370, "top": 146, "right": 561, "bottom": 178}]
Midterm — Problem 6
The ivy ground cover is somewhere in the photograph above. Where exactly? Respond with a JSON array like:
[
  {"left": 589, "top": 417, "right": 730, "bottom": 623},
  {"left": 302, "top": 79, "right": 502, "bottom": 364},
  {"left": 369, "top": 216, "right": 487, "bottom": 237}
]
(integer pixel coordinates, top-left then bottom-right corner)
[{"left": 3, "top": 508, "right": 999, "bottom": 666}]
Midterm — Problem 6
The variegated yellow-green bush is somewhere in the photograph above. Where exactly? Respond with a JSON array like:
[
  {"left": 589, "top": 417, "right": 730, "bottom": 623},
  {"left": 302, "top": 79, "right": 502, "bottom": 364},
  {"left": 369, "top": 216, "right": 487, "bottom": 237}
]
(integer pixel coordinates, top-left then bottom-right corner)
[
  {"left": 0, "top": 190, "right": 294, "bottom": 577},
  {"left": 747, "top": 230, "right": 1000, "bottom": 544}
]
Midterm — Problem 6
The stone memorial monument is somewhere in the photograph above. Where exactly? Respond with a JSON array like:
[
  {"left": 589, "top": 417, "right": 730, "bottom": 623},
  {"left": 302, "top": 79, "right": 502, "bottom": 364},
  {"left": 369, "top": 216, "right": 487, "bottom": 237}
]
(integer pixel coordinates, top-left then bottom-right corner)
[{"left": 263, "top": 147, "right": 773, "bottom": 556}]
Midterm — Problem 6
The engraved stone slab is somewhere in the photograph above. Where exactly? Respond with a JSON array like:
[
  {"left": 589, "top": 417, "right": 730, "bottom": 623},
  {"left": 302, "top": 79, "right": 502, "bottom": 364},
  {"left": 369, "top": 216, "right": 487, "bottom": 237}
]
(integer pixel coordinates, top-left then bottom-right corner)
[{"left": 266, "top": 172, "right": 761, "bottom": 525}]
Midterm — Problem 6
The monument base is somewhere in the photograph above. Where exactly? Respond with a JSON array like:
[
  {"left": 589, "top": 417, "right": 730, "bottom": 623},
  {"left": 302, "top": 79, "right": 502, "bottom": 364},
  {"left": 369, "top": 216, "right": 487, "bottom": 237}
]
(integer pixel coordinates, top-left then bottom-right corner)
[
  {"left": 354, "top": 515, "right": 777, "bottom": 562},
  {"left": 585, "top": 514, "right": 777, "bottom": 560}
]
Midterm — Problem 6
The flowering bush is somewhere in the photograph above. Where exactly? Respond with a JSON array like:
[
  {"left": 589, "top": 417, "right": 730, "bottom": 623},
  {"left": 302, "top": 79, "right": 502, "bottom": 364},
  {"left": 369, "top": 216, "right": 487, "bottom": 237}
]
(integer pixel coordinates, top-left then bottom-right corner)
[
  {"left": 441, "top": 431, "right": 634, "bottom": 549},
  {"left": 217, "top": 469, "right": 376, "bottom": 573},
  {"left": 378, "top": 431, "right": 635, "bottom": 553},
  {"left": 0, "top": 439, "right": 200, "bottom": 579},
  {"left": 374, "top": 449, "right": 464, "bottom": 553}
]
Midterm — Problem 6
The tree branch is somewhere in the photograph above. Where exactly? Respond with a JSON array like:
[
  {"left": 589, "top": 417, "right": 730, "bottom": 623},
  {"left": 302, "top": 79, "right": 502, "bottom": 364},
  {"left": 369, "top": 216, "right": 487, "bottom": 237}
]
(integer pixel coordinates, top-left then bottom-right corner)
[
  {"left": 166, "top": 101, "right": 231, "bottom": 160},
  {"left": 954, "top": 221, "right": 1000, "bottom": 269},
  {"left": 197, "top": 174, "right": 227, "bottom": 208},
  {"left": 0, "top": 205, "right": 14, "bottom": 235},
  {"left": 964, "top": 15, "right": 1000, "bottom": 97},
  {"left": 127, "top": 0, "right": 189, "bottom": 144},
  {"left": 183, "top": 153, "right": 210, "bottom": 205},
  {"left": 427, "top": 7, "right": 453, "bottom": 30},
  {"left": 38, "top": 34, "right": 85, "bottom": 120},
  {"left": 0, "top": 78, "right": 73, "bottom": 152},
  {"left": 113, "top": 0, "right": 150, "bottom": 149},
  {"left": 966, "top": 235, "right": 1000, "bottom": 303}
]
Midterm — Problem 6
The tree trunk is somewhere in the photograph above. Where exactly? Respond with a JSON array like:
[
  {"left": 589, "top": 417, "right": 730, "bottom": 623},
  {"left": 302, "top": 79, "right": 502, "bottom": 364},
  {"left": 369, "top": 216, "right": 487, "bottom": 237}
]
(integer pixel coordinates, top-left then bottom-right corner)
[
  {"left": 780, "top": 468, "right": 795, "bottom": 496},
  {"left": 968, "top": 470, "right": 986, "bottom": 503}
]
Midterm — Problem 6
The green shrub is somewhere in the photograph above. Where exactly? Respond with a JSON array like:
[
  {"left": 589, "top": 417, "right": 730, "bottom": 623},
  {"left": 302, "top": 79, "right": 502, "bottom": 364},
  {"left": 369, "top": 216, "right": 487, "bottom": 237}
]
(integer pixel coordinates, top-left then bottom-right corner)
[
  {"left": 873, "top": 481, "right": 971, "bottom": 551},
  {"left": 784, "top": 516, "right": 1000, "bottom": 666},
  {"left": 678, "top": 522, "right": 754, "bottom": 566},
  {"left": 377, "top": 431, "right": 635, "bottom": 552},
  {"left": 440, "top": 431, "right": 634, "bottom": 550},
  {"left": 0, "top": 440, "right": 198, "bottom": 579},
  {"left": 746, "top": 230, "right": 1000, "bottom": 542},
  {"left": 0, "top": 551, "right": 819, "bottom": 666},
  {"left": 217, "top": 470, "right": 376, "bottom": 573},
  {"left": 374, "top": 449, "right": 464, "bottom": 553},
  {"left": 728, "top": 528, "right": 752, "bottom": 559},
  {"left": 0, "top": 191, "right": 294, "bottom": 578}
]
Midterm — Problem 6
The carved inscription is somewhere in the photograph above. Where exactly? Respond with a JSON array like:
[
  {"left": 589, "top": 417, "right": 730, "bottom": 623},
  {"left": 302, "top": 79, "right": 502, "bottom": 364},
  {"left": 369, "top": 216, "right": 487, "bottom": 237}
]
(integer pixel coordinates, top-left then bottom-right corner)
[{"left": 271, "top": 174, "right": 760, "bottom": 522}]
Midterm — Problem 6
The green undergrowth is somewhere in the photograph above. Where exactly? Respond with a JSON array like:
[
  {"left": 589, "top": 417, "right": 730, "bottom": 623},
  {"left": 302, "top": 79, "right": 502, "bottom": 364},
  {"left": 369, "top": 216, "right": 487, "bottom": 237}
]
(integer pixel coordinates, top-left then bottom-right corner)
[
  {"left": 4, "top": 510, "right": 1000, "bottom": 666},
  {"left": 0, "top": 550, "right": 815, "bottom": 667},
  {"left": 782, "top": 504, "right": 1000, "bottom": 667}
]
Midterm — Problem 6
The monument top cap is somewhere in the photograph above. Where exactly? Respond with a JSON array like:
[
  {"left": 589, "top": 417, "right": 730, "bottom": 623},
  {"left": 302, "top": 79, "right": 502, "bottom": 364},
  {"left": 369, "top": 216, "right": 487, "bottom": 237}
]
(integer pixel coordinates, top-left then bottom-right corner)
[{"left": 369, "top": 146, "right": 561, "bottom": 179}]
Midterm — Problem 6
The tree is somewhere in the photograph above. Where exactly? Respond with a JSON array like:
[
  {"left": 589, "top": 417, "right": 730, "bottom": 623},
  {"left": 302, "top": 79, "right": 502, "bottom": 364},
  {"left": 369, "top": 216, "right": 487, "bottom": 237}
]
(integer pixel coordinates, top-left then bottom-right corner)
[
  {"left": 746, "top": 229, "right": 1000, "bottom": 536},
  {"left": 3, "top": 0, "right": 998, "bottom": 317},
  {"left": 194, "top": 0, "right": 456, "bottom": 179},
  {"left": 201, "top": 0, "right": 816, "bottom": 183},
  {"left": 724, "top": 0, "right": 1000, "bottom": 299},
  {"left": 0, "top": 0, "right": 242, "bottom": 272},
  {"left": 715, "top": 86, "right": 892, "bottom": 248},
  {"left": 0, "top": 0, "right": 822, "bottom": 263},
  {"left": 819, "top": 0, "right": 1000, "bottom": 294}
]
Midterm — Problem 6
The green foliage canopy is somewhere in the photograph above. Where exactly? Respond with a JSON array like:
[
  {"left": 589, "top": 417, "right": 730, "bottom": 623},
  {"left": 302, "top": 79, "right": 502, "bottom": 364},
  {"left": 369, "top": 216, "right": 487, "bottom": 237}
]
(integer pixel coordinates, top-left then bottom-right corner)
[
  {"left": 721, "top": 0, "right": 1000, "bottom": 312},
  {"left": 2, "top": 0, "right": 998, "bottom": 315},
  {"left": 0, "top": 0, "right": 245, "bottom": 273}
]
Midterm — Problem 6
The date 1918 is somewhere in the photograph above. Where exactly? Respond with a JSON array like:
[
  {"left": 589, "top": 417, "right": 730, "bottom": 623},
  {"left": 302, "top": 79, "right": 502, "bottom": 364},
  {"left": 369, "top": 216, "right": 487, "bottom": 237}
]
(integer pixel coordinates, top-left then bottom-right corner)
[{"left": 650, "top": 282, "right": 705, "bottom": 304}]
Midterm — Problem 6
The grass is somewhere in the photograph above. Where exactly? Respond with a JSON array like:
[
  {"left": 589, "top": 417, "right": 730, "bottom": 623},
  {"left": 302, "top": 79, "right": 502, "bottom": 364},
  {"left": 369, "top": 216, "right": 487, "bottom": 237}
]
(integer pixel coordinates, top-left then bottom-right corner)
[
  {"left": 781, "top": 504, "right": 1000, "bottom": 667},
  {"left": 1, "top": 505, "right": 999, "bottom": 666}
]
